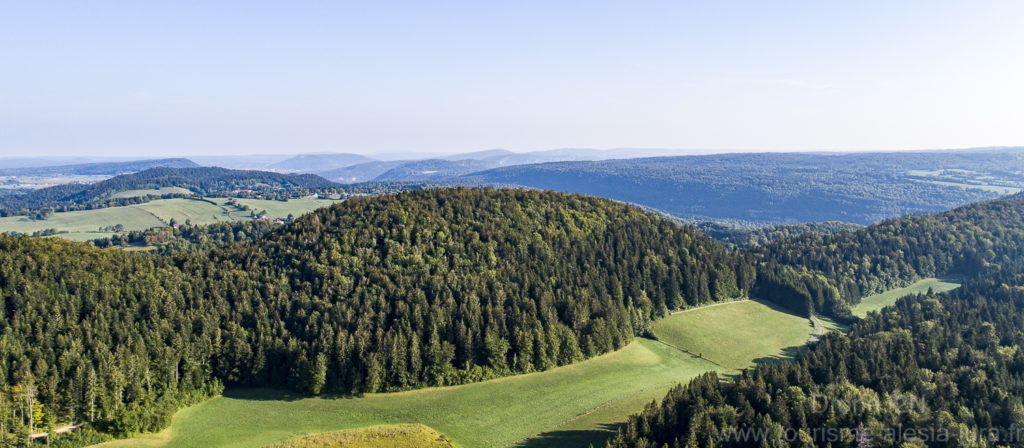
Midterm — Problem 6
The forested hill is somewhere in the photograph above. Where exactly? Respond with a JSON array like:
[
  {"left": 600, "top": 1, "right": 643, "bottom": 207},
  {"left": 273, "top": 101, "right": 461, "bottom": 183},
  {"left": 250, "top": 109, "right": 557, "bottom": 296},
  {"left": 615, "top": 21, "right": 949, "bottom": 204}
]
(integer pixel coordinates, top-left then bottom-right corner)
[
  {"left": 190, "top": 189, "right": 753, "bottom": 390},
  {"left": 468, "top": 151, "right": 1024, "bottom": 225},
  {"left": 0, "top": 188, "right": 752, "bottom": 437},
  {"left": 752, "top": 192, "right": 1024, "bottom": 318},
  {"left": 0, "top": 166, "right": 339, "bottom": 214}
]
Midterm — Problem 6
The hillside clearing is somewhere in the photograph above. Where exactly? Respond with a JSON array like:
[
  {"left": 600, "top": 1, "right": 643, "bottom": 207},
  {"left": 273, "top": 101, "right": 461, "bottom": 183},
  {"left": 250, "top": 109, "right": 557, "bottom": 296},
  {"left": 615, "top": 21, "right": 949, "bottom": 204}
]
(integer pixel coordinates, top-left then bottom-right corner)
[
  {"left": 650, "top": 300, "right": 815, "bottom": 370},
  {"left": 852, "top": 277, "right": 961, "bottom": 317}
]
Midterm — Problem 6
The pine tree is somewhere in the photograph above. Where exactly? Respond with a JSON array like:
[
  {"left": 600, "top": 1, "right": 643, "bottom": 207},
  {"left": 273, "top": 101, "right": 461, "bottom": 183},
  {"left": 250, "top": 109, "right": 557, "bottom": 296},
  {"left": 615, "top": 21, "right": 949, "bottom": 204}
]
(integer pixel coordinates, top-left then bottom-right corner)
[{"left": 309, "top": 353, "right": 327, "bottom": 395}]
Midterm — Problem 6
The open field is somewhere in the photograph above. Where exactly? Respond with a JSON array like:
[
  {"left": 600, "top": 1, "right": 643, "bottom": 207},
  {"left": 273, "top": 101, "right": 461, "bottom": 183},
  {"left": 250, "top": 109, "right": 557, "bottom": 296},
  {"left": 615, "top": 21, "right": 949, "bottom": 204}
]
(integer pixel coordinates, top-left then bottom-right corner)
[
  {"left": 651, "top": 300, "right": 816, "bottom": 370},
  {"left": 908, "top": 178, "right": 1021, "bottom": 195},
  {"left": 0, "top": 197, "right": 344, "bottom": 241},
  {"left": 99, "top": 339, "right": 723, "bottom": 448},
  {"left": 101, "top": 300, "right": 819, "bottom": 448},
  {"left": 232, "top": 197, "right": 342, "bottom": 217},
  {"left": 511, "top": 384, "right": 674, "bottom": 448},
  {"left": 852, "top": 277, "right": 961, "bottom": 317},
  {"left": 0, "top": 205, "right": 165, "bottom": 238}
]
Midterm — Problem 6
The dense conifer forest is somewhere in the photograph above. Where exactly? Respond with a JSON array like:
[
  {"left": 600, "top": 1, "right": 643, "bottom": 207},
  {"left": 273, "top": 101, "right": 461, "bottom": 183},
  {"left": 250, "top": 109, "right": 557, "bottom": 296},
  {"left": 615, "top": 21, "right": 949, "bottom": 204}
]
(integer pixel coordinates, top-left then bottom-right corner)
[
  {"left": 0, "top": 188, "right": 752, "bottom": 442},
  {"left": 608, "top": 192, "right": 1024, "bottom": 448},
  {"left": 752, "top": 193, "right": 1024, "bottom": 318},
  {"left": 608, "top": 267, "right": 1024, "bottom": 448}
]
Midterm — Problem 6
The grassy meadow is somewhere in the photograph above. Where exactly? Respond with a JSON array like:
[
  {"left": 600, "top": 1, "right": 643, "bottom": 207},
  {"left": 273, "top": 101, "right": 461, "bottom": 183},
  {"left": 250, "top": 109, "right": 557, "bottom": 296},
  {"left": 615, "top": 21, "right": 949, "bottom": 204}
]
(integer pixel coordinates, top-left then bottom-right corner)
[
  {"left": 651, "top": 300, "right": 816, "bottom": 370},
  {"left": 99, "top": 300, "right": 822, "bottom": 448},
  {"left": 0, "top": 206, "right": 166, "bottom": 240},
  {"left": 99, "top": 339, "right": 722, "bottom": 448},
  {"left": 852, "top": 277, "right": 961, "bottom": 317},
  {"left": 233, "top": 197, "right": 342, "bottom": 218}
]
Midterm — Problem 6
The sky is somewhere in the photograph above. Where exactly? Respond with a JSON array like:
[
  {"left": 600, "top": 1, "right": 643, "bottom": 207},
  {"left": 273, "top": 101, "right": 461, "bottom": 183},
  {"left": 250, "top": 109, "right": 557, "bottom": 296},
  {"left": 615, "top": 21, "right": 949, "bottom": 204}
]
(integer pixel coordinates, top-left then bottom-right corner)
[{"left": 1, "top": 1, "right": 1023, "bottom": 157}]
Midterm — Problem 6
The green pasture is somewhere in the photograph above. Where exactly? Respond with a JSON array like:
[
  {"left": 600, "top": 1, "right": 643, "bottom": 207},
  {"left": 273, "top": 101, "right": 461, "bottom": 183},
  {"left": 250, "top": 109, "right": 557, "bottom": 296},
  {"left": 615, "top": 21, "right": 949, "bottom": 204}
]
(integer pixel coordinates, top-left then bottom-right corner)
[
  {"left": 852, "top": 277, "right": 961, "bottom": 317},
  {"left": 651, "top": 300, "right": 816, "bottom": 370},
  {"left": 100, "top": 339, "right": 722, "bottom": 448}
]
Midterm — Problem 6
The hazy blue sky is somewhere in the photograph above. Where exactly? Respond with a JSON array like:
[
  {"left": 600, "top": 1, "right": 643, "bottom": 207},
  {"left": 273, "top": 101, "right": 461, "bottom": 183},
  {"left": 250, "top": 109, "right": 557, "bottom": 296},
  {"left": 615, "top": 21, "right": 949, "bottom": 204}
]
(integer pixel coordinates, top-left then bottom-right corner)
[{"left": 2, "top": 1, "right": 1023, "bottom": 157}]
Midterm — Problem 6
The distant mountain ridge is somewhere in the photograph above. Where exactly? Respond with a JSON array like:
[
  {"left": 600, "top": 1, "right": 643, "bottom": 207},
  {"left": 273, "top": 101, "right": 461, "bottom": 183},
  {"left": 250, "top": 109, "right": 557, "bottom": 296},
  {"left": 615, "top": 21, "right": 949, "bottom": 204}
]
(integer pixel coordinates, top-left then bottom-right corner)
[
  {"left": 467, "top": 150, "right": 1024, "bottom": 225},
  {"left": 318, "top": 159, "right": 498, "bottom": 183},
  {"left": 371, "top": 159, "right": 498, "bottom": 181},
  {"left": 0, "top": 158, "right": 198, "bottom": 176},
  {"left": 270, "top": 153, "right": 375, "bottom": 171},
  {"left": 317, "top": 161, "right": 407, "bottom": 183}
]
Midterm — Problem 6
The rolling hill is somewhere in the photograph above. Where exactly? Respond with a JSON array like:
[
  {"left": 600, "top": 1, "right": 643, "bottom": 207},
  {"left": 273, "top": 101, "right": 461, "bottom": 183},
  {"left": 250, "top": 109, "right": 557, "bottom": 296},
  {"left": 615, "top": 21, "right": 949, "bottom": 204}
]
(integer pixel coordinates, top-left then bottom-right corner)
[{"left": 0, "top": 167, "right": 339, "bottom": 214}]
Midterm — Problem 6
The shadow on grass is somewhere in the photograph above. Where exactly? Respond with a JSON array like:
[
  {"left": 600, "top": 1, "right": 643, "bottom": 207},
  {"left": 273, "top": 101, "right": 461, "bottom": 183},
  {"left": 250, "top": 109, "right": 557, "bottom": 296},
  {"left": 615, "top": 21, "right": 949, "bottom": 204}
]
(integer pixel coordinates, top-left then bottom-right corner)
[
  {"left": 223, "top": 387, "right": 377, "bottom": 402},
  {"left": 750, "top": 298, "right": 806, "bottom": 317},
  {"left": 513, "top": 423, "right": 622, "bottom": 448},
  {"left": 751, "top": 344, "right": 807, "bottom": 366},
  {"left": 222, "top": 388, "right": 308, "bottom": 402},
  {"left": 223, "top": 387, "right": 393, "bottom": 404}
]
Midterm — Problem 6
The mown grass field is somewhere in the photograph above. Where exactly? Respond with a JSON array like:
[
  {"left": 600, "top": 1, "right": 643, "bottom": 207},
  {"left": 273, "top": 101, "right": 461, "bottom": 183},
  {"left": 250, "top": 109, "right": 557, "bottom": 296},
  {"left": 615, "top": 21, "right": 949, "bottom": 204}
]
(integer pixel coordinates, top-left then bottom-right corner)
[
  {"left": 651, "top": 300, "right": 816, "bottom": 370},
  {"left": 0, "top": 206, "right": 165, "bottom": 239},
  {"left": 0, "top": 197, "right": 344, "bottom": 241},
  {"left": 852, "top": 277, "right": 961, "bottom": 317},
  {"left": 267, "top": 424, "right": 454, "bottom": 448},
  {"left": 100, "top": 300, "right": 820, "bottom": 448}
]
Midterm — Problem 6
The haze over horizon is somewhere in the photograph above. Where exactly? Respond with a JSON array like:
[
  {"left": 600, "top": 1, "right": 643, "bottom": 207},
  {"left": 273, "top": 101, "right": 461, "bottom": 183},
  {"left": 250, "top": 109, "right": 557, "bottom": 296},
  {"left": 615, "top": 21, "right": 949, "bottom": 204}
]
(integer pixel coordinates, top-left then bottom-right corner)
[{"left": 3, "top": 1, "right": 1023, "bottom": 157}]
